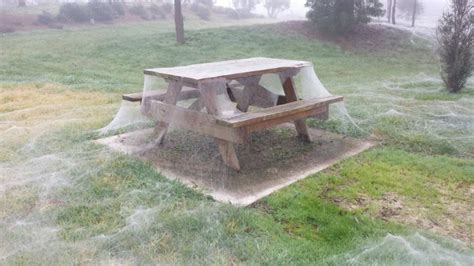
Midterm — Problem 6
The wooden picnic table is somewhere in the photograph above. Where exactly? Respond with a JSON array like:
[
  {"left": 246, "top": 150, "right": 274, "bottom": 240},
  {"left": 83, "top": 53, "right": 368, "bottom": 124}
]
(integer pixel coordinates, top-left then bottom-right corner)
[{"left": 125, "top": 57, "right": 343, "bottom": 171}]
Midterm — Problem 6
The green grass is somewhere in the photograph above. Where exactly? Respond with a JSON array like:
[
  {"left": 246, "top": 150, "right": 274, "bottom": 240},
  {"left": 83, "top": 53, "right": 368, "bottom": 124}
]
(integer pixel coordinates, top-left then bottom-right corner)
[
  {"left": 46, "top": 140, "right": 407, "bottom": 264},
  {"left": 0, "top": 21, "right": 436, "bottom": 92},
  {"left": 4, "top": 20, "right": 470, "bottom": 156},
  {"left": 1, "top": 19, "right": 473, "bottom": 264},
  {"left": 290, "top": 147, "right": 473, "bottom": 222}
]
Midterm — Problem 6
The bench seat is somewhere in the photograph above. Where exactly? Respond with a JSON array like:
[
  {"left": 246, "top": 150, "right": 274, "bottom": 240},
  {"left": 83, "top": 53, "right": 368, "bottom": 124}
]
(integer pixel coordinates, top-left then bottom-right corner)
[
  {"left": 123, "top": 86, "right": 288, "bottom": 107},
  {"left": 122, "top": 88, "right": 200, "bottom": 102},
  {"left": 216, "top": 96, "right": 343, "bottom": 129},
  {"left": 147, "top": 96, "right": 342, "bottom": 144}
]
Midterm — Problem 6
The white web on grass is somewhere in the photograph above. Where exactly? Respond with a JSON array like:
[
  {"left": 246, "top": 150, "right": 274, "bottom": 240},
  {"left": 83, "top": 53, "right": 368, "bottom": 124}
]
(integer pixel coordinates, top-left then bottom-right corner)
[
  {"left": 331, "top": 233, "right": 474, "bottom": 266},
  {"left": 0, "top": 73, "right": 472, "bottom": 264},
  {"left": 98, "top": 64, "right": 474, "bottom": 158}
]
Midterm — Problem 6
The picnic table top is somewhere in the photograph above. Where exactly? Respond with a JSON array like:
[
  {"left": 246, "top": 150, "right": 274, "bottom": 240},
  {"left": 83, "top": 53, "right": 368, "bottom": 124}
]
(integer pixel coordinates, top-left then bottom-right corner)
[{"left": 144, "top": 57, "right": 311, "bottom": 83}]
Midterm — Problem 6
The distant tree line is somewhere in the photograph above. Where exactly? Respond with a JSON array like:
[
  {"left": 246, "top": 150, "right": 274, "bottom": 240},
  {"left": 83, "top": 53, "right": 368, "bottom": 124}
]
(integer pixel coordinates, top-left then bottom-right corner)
[
  {"left": 231, "top": 0, "right": 290, "bottom": 18},
  {"left": 264, "top": 0, "right": 290, "bottom": 18},
  {"left": 173, "top": 0, "right": 289, "bottom": 44},
  {"left": 387, "top": 0, "right": 423, "bottom": 26},
  {"left": 305, "top": 0, "right": 433, "bottom": 33}
]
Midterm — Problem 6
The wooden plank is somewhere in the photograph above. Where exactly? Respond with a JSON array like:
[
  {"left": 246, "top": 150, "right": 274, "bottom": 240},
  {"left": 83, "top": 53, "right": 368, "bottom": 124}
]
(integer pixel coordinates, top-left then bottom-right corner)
[
  {"left": 276, "top": 95, "right": 288, "bottom": 105},
  {"left": 242, "top": 106, "right": 328, "bottom": 134},
  {"left": 229, "top": 85, "right": 287, "bottom": 108},
  {"left": 228, "top": 83, "right": 288, "bottom": 105},
  {"left": 151, "top": 81, "right": 183, "bottom": 144},
  {"left": 215, "top": 139, "right": 241, "bottom": 170},
  {"left": 123, "top": 91, "right": 165, "bottom": 102},
  {"left": 199, "top": 79, "right": 242, "bottom": 171},
  {"left": 313, "top": 105, "right": 329, "bottom": 121},
  {"left": 198, "top": 79, "right": 243, "bottom": 117},
  {"left": 236, "top": 76, "right": 262, "bottom": 111},
  {"left": 144, "top": 57, "right": 311, "bottom": 83},
  {"left": 199, "top": 80, "right": 222, "bottom": 115},
  {"left": 249, "top": 84, "right": 280, "bottom": 108},
  {"left": 280, "top": 74, "right": 311, "bottom": 142},
  {"left": 227, "top": 84, "right": 243, "bottom": 103},
  {"left": 123, "top": 91, "right": 160, "bottom": 102},
  {"left": 235, "top": 76, "right": 281, "bottom": 111},
  {"left": 148, "top": 101, "right": 247, "bottom": 144},
  {"left": 123, "top": 88, "right": 200, "bottom": 102},
  {"left": 294, "top": 120, "right": 311, "bottom": 142},
  {"left": 216, "top": 96, "right": 343, "bottom": 128}
]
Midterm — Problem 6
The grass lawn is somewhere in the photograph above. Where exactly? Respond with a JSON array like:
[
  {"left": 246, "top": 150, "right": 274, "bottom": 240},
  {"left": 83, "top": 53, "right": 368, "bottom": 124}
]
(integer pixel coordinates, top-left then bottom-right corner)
[{"left": 0, "top": 18, "right": 473, "bottom": 265}]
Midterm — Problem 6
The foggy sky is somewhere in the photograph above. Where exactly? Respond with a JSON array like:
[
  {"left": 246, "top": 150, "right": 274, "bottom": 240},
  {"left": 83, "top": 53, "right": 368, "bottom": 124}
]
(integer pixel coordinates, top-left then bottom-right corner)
[{"left": 216, "top": 0, "right": 451, "bottom": 25}]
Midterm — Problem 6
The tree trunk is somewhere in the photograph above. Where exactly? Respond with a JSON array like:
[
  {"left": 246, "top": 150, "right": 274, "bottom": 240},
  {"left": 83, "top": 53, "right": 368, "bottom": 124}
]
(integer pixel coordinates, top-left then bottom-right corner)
[
  {"left": 411, "top": 0, "right": 417, "bottom": 27},
  {"left": 267, "top": 7, "right": 276, "bottom": 18},
  {"left": 387, "top": 0, "right": 392, "bottom": 23},
  {"left": 391, "top": 0, "right": 397, "bottom": 25},
  {"left": 174, "top": 0, "right": 185, "bottom": 44}
]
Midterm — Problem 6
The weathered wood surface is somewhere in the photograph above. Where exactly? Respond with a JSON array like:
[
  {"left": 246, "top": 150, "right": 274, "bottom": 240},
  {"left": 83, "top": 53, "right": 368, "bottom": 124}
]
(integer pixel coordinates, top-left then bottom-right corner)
[
  {"left": 199, "top": 80, "right": 242, "bottom": 170},
  {"left": 313, "top": 105, "right": 329, "bottom": 121},
  {"left": 123, "top": 91, "right": 160, "bottom": 102},
  {"left": 198, "top": 79, "right": 243, "bottom": 118},
  {"left": 148, "top": 100, "right": 247, "bottom": 144},
  {"left": 279, "top": 73, "right": 312, "bottom": 142},
  {"left": 215, "top": 139, "right": 240, "bottom": 171},
  {"left": 216, "top": 96, "right": 343, "bottom": 128},
  {"left": 138, "top": 58, "right": 342, "bottom": 170},
  {"left": 152, "top": 80, "right": 183, "bottom": 144},
  {"left": 234, "top": 76, "right": 280, "bottom": 112},
  {"left": 228, "top": 85, "right": 326, "bottom": 119},
  {"left": 148, "top": 97, "right": 341, "bottom": 144},
  {"left": 228, "top": 83, "right": 287, "bottom": 108},
  {"left": 123, "top": 88, "right": 200, "bottom": 102},
  {"left": 241, "top": 106, "right": 328, "bottom": 134},
  {"left": 144, "top": 57, "right": 311, "bottom": 84}
]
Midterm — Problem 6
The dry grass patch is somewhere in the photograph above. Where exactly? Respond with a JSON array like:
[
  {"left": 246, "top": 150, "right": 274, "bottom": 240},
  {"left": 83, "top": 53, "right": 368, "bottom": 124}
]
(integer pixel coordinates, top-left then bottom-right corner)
[{"left": 0, "top": 83, "right": 116, "bottom": 155}]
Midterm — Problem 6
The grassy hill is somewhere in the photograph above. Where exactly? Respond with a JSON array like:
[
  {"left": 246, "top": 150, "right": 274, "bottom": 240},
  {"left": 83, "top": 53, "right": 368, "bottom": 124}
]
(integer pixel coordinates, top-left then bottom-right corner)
[{"left": 0, "top": 19, "right": 473, "bottom": 264}]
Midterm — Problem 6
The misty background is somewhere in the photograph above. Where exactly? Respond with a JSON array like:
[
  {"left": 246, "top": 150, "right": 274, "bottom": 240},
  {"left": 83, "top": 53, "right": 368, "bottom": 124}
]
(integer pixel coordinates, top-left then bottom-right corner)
[
  {"left": 223, "top": 0, "right": 451, "bottom": 26},
  {"left": 1, "top": 0, "right": 451, "bottom": 27}
]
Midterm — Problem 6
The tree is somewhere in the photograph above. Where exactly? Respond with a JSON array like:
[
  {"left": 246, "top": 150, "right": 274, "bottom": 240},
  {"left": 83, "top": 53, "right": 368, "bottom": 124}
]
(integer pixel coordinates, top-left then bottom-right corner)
[
  {"left": 395, "top": 0, "right": 423, "bottom": 26},
  {"left": 306, "top": 0, "right": 384, "bottom": 34},
  {"left": 387, "top": 0, "right": 392, "bottom": 22},
  {"left": 264, "top": 0, "right": 290, "bottom": 18},
  {"left": 411, "top": 0, "right": 417, "bottom": 26},
  {"left": 437, "top": 0, "right": 473, "bottom": 93},
  {"left": 175, "top": 0, "right": 185, "bottom": 44},
  {"left": 18, "top": 0, "right": 25, "bottom": 7},
  {"left": 391, "top": 0, "right": 397, "bottom": 24}
]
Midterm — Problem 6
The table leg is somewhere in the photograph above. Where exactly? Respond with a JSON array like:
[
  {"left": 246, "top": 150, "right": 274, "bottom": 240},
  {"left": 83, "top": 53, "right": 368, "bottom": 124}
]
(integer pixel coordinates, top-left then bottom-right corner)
[
  {"left": 215, "top": 139, "right": 240, "bottom": 170},
  {"left": 279, "top": 73, "right": 312, "bottom": 142},
  {"left": 235, "top": 77, "right": 258, "bottom": 112},
  {"left": 199, "top": 80, "right": 241, "bottom": 171},
  {"left": 152, "top": 80, "right": 183, "bottom": 144},
  {"left": 236, "top": 76, "right": 279, "bottom": 111}
]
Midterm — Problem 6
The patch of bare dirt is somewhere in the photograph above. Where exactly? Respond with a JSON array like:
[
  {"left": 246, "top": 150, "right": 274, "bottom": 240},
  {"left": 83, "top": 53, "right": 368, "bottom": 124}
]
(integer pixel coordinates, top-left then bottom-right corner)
[
  {"left": 334, "top": 191, "right": 473, "bottom": 244},
  {"left": 271, "top": 21, "right": 414, "bottom": 52}
]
